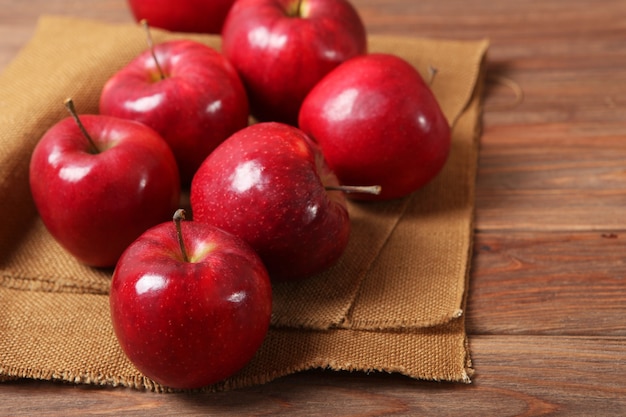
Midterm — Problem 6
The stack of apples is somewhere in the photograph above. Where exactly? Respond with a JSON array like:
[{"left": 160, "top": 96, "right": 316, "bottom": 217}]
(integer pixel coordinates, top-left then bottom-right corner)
[{"left": 28, "top": 0, "right": 451, "bottom": 390}]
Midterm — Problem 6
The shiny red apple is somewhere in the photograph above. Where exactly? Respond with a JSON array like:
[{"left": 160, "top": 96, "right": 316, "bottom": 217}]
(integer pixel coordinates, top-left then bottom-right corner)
[
  {"left": 299, "top": 53, "right": 451, "bottom": 201},
  {"left": 221, "top": 0, "right": 367, "bottom": 125},
  {"left": 100, "top": 35, "right": 249, "bottom": 185},
  {"left": 29, "top": 99, "right": 180, "bottom": 267},
  {"left": 127, "top": 0, "right": 236, "bottom": 34},
  {"left": 190, "top": 122, "right": 351, "bottom": 282},
  {"left": 110, "top": 209, "right": 272, "bottom": 389}
]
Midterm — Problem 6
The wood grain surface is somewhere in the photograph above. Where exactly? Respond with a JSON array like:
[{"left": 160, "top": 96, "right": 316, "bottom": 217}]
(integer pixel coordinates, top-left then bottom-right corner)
[{"left": 2, "top": 0, "right": 626, "bottom": 415}]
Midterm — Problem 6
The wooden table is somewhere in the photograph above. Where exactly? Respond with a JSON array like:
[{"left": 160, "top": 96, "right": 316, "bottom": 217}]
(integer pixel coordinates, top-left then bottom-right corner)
[{"left": 2, "top": 0, "right": 625, "bottom": 415}]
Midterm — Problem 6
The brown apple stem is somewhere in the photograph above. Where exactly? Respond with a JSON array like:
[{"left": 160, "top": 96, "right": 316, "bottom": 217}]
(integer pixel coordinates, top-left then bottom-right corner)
[
  {"left": 173, "top": 209, "right": 190, "bottom": 263},
  {"left": 325, "top": 184, "right": 382, "bottom": 195},
  {"left": 63, "top": 98, "right": 99, "bottom": 154},
  {"left": 295, "top": 0, "right": 303, "bottom": 15},
  {"left": 140, "top": 19, "right": 165, "bottom": 80},
  {"left": 427, "top": 65, "right": 438, "bottom": 86}
]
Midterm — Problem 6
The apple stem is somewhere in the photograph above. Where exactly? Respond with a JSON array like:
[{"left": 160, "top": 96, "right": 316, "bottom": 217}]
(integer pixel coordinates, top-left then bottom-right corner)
[
  {"left": 296, "top": 0, "right": 303, "bottom": 15},
  {"left": 427, "top": 65, "right": 438, "bottom": 86},
  {"left": 173, "top": 209, "right": 190, "bottom": 263},
  {"left": 64, "top": 98, "right": 99, "bottom": 154},
  {"left": 140, "top": 19, "right": 166, "bottom": 81},
  {"left": 325, "top": 184, "right": 382, "bottom": 195}
]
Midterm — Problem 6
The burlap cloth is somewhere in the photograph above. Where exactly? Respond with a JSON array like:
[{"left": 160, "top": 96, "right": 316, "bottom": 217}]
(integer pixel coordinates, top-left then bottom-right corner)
[{"left": 0, "top": 16, "right": 488, "bottom": 392}]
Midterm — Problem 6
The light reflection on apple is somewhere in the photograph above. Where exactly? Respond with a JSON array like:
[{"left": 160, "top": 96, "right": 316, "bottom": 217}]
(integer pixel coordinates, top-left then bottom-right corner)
[
  {"left": 247, "top": 26, "right": 288, "bottom": 50},
  {"left": 229, "top": 160, "right": 266, "bottom": 193},
  {"left": 135, "top": 273, "right": 168, "bottom": 295},
  {"left": 226, "top": 291, "right": 246, "bottom": 304},
  {"left": 323, "top": 88, "right": 359, "bottom": 122},
  {"left": 304, "top": 202, "right": 319, "bottom": 224},
  {"left": 58, "top": 165, "right": 92, "bottom": 183},
  {"left": 205, "top": 99, "right": 223, "bottom": 114},
  {"left": 123, "top": 92, "right": 165, "bottom": 112}
]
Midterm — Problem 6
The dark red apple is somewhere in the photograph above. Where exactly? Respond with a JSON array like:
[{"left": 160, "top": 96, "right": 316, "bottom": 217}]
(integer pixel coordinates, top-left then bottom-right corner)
[
  {"left": 221, "top": 0, "right": 367, "bottom": 125},
  {"left": 298, "top": 53, "right": 451, "bottom": 201},
  {"left": 190, "top": 122, "right": 350, "bottom": 282},
  {"left": 127, "top": 0, "right": 236, "bottom": 34},
  {"left": 29, "top": 99, "right": 180, "bottom": 267},
  {"left": 100, "top": 35, "right": 249, "bottom": 185},
  {"left": 110, "top": 209, "right": 272, "bottom": 389}
]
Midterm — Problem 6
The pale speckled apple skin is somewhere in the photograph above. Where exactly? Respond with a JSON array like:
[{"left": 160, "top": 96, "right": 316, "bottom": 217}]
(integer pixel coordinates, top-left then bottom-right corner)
[
  {"left": 110, "top": 220, "right": 272, "bottom": 389},
  {"left": 29, "top": 115, "right": 180, "bottom": 267},
  {"left": 299, "top": 53, "right": 452, "bottom": 201},
  {"left": 221, "top": 0, "right": 367, "bottom": 125},
  {"left": 190, "top": 122, "right": 350, "bottom": 282},
  {"left": 100, "top": 40, "right": 249, "bottom": 185}
]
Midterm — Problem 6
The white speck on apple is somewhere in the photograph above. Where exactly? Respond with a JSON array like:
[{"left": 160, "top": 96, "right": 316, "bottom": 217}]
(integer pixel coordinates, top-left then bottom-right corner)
[
  {"left": 205, "top": 99, "right": 223, "bottom": 114},
  {"left": 227, "top": 291, "right": 246, "bottom": 304},
  {"left": 304, "top": 202, "right": 319, "bottom": 224}
]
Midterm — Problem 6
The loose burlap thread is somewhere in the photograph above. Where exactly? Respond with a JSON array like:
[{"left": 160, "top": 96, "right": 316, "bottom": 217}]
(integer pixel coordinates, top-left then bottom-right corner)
[{"left": 0, "top": 16, "right": 488, "bottom": 392}]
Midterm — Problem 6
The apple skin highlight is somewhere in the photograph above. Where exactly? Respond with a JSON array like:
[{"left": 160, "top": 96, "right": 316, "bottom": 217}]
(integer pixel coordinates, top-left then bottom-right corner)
[
  {"left": 100, "top": 39, "right": 249, "bottom": 185},
  {"left": 221, "top": 0, "right": 367, "bottom": 125},
  {"left": 299, "top": 53, "right": 451, "bottom": 201},
  {"left": 191, "top": 122, "right": 351, "bottom": 282},
  {"left": 110, "top": 218, "right": 272, "bottom": 390},
  {"left": 29, "top": 112, "right": 180, "bottom": 268}
]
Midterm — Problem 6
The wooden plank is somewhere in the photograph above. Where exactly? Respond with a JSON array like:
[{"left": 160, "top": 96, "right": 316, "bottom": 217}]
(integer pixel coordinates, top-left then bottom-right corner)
[
  {"left": 0, "top": 0, "right": 131, "bottom": 25},
  {"left": 483, "top": 70, "right": 626, "bottom": 127},
  {"left": 468, "top": 335, "right": 626, "bottom": 416},
  {"left": 0, "top": 336, "right": 624, "bottom": 416},
  {"left": 358, "top": 0, "right": 626, "bottom": 53},
  {"left": 477, "top": 190, "right": 626, "bottom": 232},
  {"left": 475, "top": 121, "right": 626, "bottom": 231},
  {"left": 468, "top": 232, "right": 626, "bottom": 335}
]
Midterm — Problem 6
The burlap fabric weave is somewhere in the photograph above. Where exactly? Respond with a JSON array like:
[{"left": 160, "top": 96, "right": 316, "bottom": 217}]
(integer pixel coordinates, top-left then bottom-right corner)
[{"left": 0, "top": 16, "right": 488, "bottom": 392}]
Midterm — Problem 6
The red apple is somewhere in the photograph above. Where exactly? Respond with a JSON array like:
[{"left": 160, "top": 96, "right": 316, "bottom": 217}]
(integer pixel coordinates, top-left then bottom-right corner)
[
  {"left": 127, "top": 0, "right": 236, "bottom": 34},
  {"left": 29, "top": 99, "right": 180, "bottom": 268},
  {"left": 298, "top": 53, "right": 451, "bottom": 201},
  {"left": 100, "top": 35, "right": 249, "bottom": 185},
  {"left": 110, "top": 209, "right": 272, "bottom": 389},
  {"left": 221, "top": 0, "right": 367, "bottom": 125},
  {"left": 190, "top": 122, "right": 351, "bottom": 282}
]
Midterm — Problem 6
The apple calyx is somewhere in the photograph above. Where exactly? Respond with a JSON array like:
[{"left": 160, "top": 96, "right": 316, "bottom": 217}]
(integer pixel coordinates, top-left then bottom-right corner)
[
  {"left": 173, "top": 208, "right": 190, "bottom": 262},
  {"left": 63, "top": 98, "right": 100, "bottom": 154},
  {"left": 325, "top": 184, "right": 382, "bottom": 195},
  {"left": 140, "top": 19, "right": 166, "bottom": 81},
  {"left": 289, "top": 0, "right": 306, "bottom": 18}
]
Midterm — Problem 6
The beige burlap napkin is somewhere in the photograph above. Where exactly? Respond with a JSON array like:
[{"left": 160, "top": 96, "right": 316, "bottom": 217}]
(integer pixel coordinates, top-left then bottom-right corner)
[{"left": 0, "top": 16, "right": 488, "bottom": 391}]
